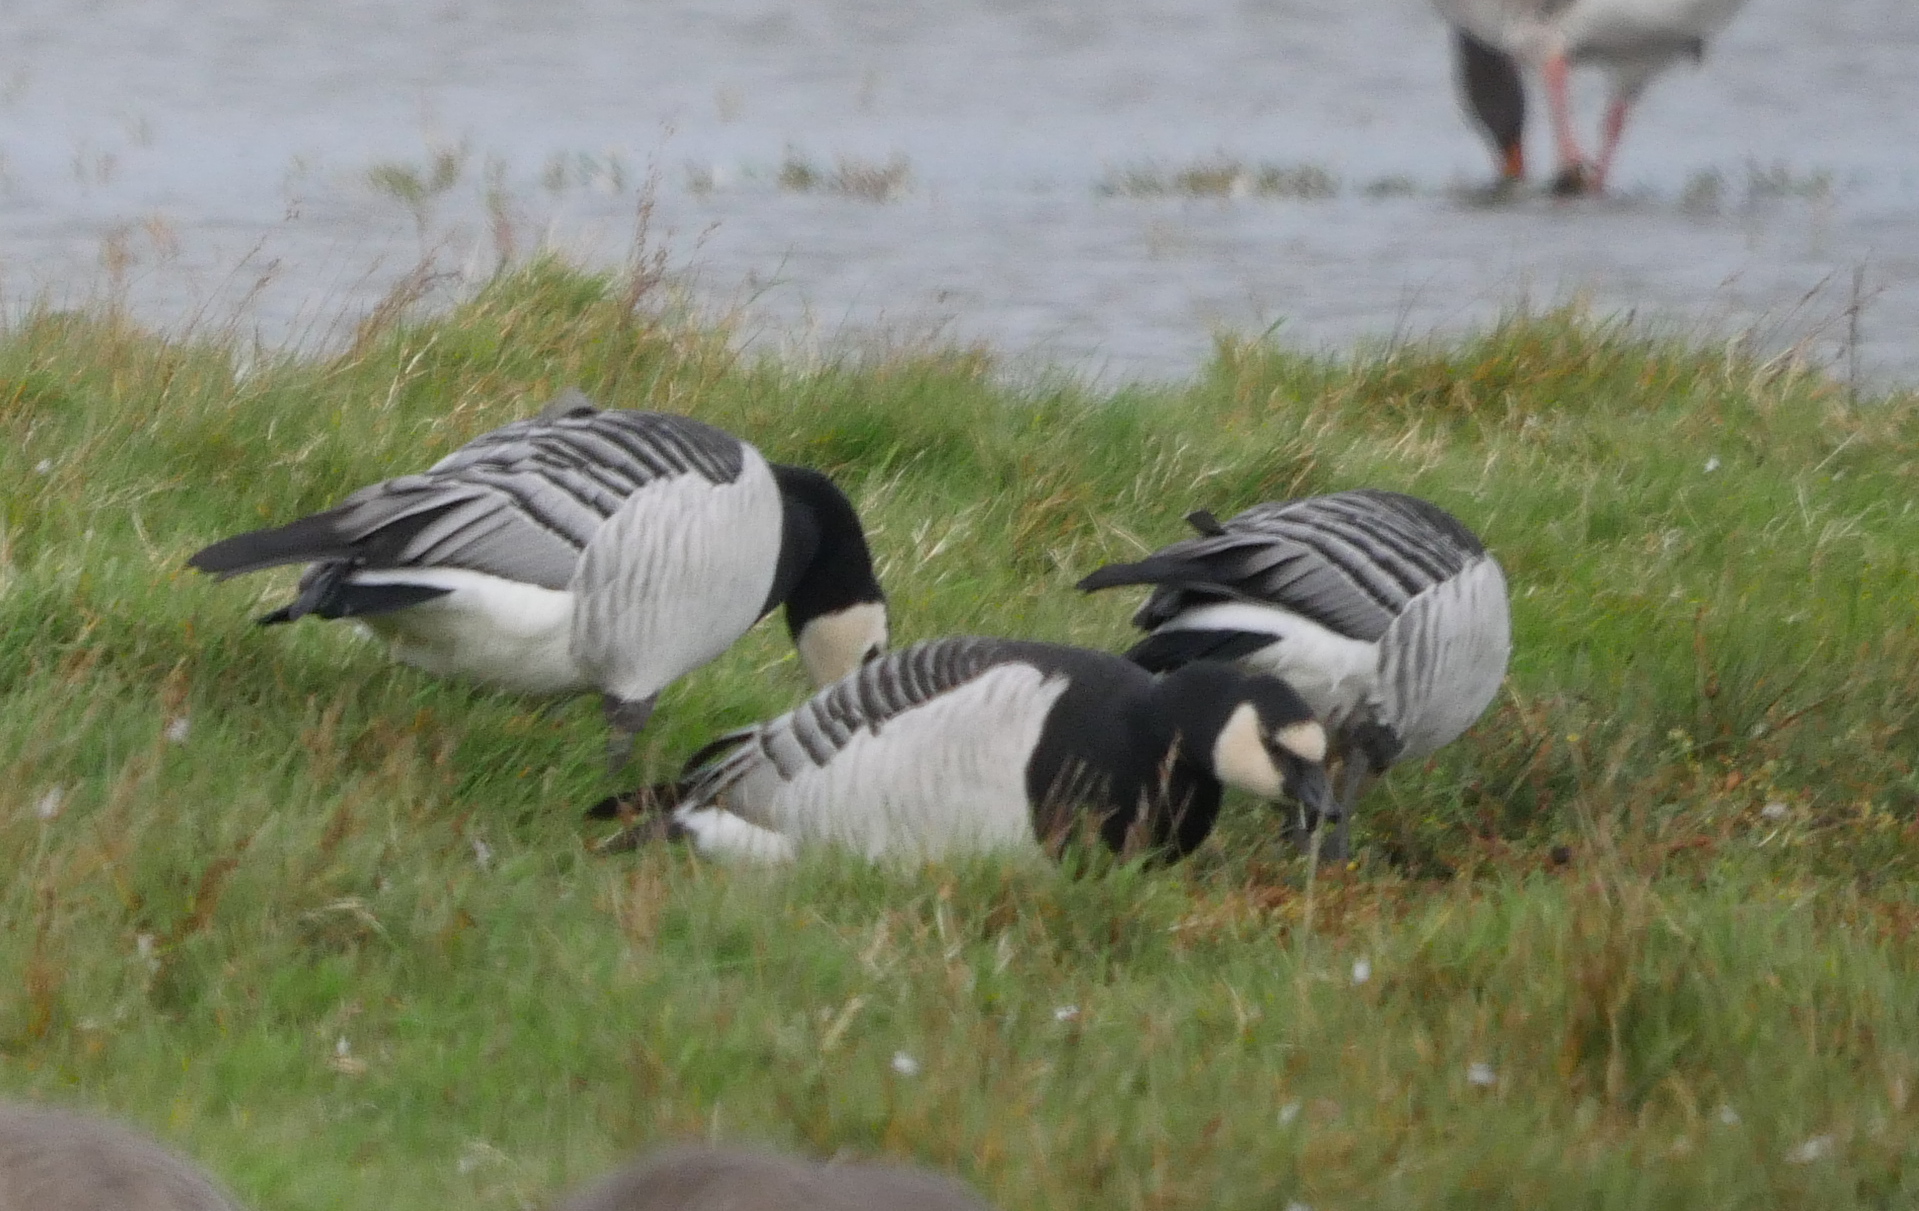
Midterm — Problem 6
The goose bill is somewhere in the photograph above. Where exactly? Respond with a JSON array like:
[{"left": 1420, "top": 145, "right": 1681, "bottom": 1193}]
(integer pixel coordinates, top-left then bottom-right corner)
[{"left": 1285, "top": 760, "right": 1337, "bottom": 826}]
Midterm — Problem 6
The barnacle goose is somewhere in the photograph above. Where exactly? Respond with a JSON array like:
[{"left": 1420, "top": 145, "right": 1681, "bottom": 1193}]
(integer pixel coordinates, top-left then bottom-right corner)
[
  {"left": 1078, "top": 489, "right": 1510, "bottom": 861},
  {"left": 557, "top": 1144, "right": 993, "bottom": 1211},
  {"left": 188, "top": 390, "right": 888, "bottom": 764},
  {"left": 0, "top": 1101, "right": 244, "bottom": 1211},
  {"left": 1439, "top": 0, "right": 1752, "bottom": 193},
  {"left": 592, "top": 636, "right": 1333, "bottom": 864}
]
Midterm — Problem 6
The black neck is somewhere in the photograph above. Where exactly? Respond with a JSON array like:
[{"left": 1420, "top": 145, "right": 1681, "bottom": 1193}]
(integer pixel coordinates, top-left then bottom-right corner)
[
  {"left": 763, "top": 463, "right": 885, "bottom": 637},
  {"left": 1021, "top": 653, "right": 1225, "bottom": 862}
]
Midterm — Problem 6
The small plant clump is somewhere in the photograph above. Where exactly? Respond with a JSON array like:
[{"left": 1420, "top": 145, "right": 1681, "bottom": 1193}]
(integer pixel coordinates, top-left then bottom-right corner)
[
  {"left": 1681, "top": 159, "right": 1837, "bottom": 215},
  {"left": 777, "top": 148, "right": 913, "bottom": 202},
  {"left": 1099, "top": 158, "right": 1340, "bottom": 200},
  {"left": 366, "top": 143, "right": 472, "bottom": 247}
]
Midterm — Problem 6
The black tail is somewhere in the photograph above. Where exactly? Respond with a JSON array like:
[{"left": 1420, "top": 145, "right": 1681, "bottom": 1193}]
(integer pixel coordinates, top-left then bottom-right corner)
[
  {"left": 585, "top": 782, "right": 687, "bottom": 820},
  {"left": 1124, "top": 629, "right": 1277, "bottom": 674},
  {"left": 255, "top": 564, "right": 450, "bottom": 626},
  {"left": 190, "top": 496, "right": 467, "bottom": 579},
  {"left": 189, "top": 507, "right": 366, "bottom": 578},
  {"left": 582, "top": 729, "right": 756, "bottom": 823},
  {"left": 1080, "top": 549, "right": 1231, "bottom": 594}
]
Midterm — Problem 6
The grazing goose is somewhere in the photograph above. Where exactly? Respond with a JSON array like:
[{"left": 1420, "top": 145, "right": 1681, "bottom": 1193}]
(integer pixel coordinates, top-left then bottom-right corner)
[
  {"left": 592, "top": 637, "right": 1334, "bottom": 864},
  {"left": 1078, "top": 490, "right": 1510, "bottom": 861},
  {"left": 557, "top": 1145, "right": 994, "bottom": 1211},
  {"left": 1436, "top": 0, "right": 1753, "bottom": 193},
  {"left": 188, "top": 390, "right": 888, "bottom": 764},
  {"left": 0, "top": 1102, "right": 245, "bottom": 1211}
]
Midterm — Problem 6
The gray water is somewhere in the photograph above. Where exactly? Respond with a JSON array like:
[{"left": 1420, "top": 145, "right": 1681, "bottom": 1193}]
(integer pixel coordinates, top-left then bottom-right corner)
[{"left": 2, "top": 0, "right": 1915, "bottom": 386}]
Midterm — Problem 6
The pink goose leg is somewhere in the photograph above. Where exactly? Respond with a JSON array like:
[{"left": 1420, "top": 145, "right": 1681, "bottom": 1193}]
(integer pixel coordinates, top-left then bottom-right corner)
[
  {"left": 1543, "top": 49, "right": 1594, "bottom": 194},
  {"left": 1589, "top": 92, "right": 1637, "bottom": 193}
]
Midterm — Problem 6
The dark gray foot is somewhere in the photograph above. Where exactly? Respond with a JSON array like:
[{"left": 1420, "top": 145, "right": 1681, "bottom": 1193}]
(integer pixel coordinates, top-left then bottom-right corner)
[
  {"left": 1286, "top": 814, "right": 1350, "bottom": 865},
  {"left": 602, "top": 692, "right": 658, "bottom": 774},
  {"left": 1319, "top": 814, "right": 1352, "bottom": 864},
  {"left": 1550, "top": 162, "right": 1595, "bottom": 197}
]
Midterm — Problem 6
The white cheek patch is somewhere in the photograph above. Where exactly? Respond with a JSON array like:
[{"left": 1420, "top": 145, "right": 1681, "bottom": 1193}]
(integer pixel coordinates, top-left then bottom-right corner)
[
  {"left": 1273, "top": 720, "right": 1327, "bottom": 764},
  {"left": 1211, "top": 703, "right": 1285, "bottom": 799},
  {"left": 796, "top": 602, "right": 889, "bottom": 687}
]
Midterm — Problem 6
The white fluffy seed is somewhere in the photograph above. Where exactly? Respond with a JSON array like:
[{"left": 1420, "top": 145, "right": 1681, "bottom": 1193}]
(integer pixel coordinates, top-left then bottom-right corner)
[
  {"left": 34, "top": 785, "right": 66, "bottom": 820},
  {"left": 1785, "top": 1135, "right": 1835, "bottom": 1164}
]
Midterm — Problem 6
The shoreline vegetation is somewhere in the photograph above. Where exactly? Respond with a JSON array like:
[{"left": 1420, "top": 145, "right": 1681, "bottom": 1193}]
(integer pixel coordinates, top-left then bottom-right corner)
[{"left": 1, "top": 259, "right": 1915, "bottom": 1208}]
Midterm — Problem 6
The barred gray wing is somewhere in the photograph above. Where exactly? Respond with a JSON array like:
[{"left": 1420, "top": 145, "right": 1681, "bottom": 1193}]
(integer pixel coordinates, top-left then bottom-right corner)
[
  {"left": 1132, "top": 490, "right": 1487, "bottom": 643},
  {"left": 686, "top": 638, "right": 1017, "bottom": 797},
  {"left": 192, "top": 403, "right": 750, "bottom": 591}
]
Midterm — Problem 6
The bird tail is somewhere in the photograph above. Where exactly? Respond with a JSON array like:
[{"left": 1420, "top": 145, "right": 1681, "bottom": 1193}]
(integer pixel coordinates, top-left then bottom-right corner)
[
  {"left": 189, "top": 495, "right": 468, "bottom": 579},
  {"left": 188, "top": 507, "right": 368, "bottom": 578},
  {"left": 1124, "top": 628, "right": 1277, "bottom": 673},
  {"left": 1075, "top": 553, "right": 1211, "bottom": 595},
  {"left": 584, "top": 727, "right": 760, "bottom": 825},
  {"left": 254, "top": 563, "right": 450, "bottom": 626}
]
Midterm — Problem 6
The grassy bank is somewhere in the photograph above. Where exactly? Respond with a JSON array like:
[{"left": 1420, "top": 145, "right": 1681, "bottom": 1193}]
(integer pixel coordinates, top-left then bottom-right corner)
[{"left": 1, "top": 261, "right": 1915, "bottom": 1209}]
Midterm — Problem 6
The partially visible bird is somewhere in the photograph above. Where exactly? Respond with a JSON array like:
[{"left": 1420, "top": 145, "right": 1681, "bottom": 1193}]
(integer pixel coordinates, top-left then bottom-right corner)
[
  {"left": 591, "top": 636, "right": 1334, "bottom": 865},
  {"left": 0, "top": 1101, "right": 245, "bottom": 1211},
  {"left": 188, "top": 390, "right": 888, "bottom": 766},
  {"left": 1078, "top": 490, "right": 1510, "bottom": 861},
  {"left": 556, "top": 1145, "right": 994, "bottom": 1211},
  {"left": 1437, "top": 0, "right": 1753, "bottom": 193}
]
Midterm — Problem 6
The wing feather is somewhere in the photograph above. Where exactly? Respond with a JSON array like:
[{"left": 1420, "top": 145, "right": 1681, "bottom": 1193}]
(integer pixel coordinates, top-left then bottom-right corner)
[
  {"left": 1081, "top": 489, "right": 1489, "bottom": 644},
  {"left": 680, "top": 637, "right": 1018, "bottom": 809},
  {"left": 189, "top": 398, "right": 749, "bottom": 591}
]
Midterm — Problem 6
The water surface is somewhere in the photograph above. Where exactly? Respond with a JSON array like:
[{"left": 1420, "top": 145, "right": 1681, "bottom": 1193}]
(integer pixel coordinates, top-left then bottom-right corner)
[{"left": 2, "top": 0, "right": 1914, "bottom": 385}]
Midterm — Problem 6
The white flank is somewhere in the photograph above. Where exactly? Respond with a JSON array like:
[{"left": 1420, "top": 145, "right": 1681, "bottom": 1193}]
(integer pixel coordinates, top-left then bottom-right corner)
[
  {"left": 796, "top": 600, "right": 890, "bottom": 688},
  {"left": 1211, "top": 703, "right": 1286, "bottom": 800},
  {"left": 1377, "top": 556, "right": 1512, "bottom": 760},
  {"left": 696, "top": 664, "right": 1070, "bottom": 863},
  {"left": 353, "top": 567, "right": 584, "bottom": 694},
  {"left": 570, "top": 447, "right": 784, "bottom": 703},
  {"left": 674, "top": 807, "right": 798, "bottom": 863},
  {"left": 1159, "top": 600, "right": 1379, "bottom": 731}
]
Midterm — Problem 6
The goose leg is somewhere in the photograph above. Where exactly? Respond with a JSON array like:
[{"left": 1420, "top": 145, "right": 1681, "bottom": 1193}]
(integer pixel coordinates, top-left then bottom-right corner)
[
  {"left": 1284, "top": 753, "right": 1370, "bottom": 862},
  {"left": 1542, "top": 49, "right": 1593, "bottom": 194},
  {"left": 1590, "top": 92, "right": 1636, "bottom": 194},
  {"left": 1320, "top": 756, "right": 1375, "bottom": 864},
  {"left": 603, "top": 692, "right": 658, "bottom": 774}
]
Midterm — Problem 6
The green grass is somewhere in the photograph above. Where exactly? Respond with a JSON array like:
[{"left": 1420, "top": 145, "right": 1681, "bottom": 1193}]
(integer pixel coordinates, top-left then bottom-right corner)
[{"left": 2, "top": 260, "right": 1917, "bottom": 1209}]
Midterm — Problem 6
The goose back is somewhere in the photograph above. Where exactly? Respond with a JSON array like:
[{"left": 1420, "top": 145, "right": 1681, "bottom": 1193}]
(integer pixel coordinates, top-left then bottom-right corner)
[{"left": 0, "top": 1103, "right": 244, "bottom": 1211}]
